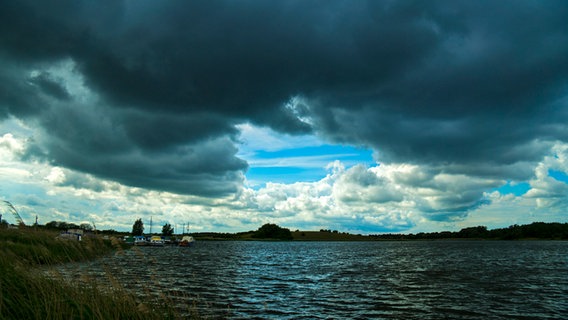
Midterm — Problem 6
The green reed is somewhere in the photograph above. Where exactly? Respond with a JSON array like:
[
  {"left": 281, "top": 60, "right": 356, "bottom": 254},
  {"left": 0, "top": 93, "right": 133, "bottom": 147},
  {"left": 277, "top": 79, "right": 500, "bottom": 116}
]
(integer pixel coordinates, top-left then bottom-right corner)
[{"left": 0, "top": 228, "right": 192, "bottom": 320}]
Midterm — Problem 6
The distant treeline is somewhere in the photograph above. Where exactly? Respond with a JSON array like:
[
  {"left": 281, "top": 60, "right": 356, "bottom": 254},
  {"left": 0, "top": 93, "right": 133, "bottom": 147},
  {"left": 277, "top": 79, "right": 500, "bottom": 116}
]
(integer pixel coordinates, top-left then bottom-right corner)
[
  {"left": 370, "top": 222, "right": 568, "bottom": 240},
  {"left": 7, "top": 220, "right": 566, "bottom": 241},
  {"left": 189, "top": 232, "right": 243, "bottom": 240},
  {"left": 251, "top": 223, "right": 293, "bottom": 240},
  {"left": 189, "top": 224, "right": 294, "bottom": 241}
]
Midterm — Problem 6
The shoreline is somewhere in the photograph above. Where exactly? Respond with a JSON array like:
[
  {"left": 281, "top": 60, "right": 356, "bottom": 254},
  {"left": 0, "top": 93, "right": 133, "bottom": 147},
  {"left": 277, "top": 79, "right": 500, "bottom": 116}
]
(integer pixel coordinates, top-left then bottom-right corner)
[{"left": 0, "top": 228, "right": 189, "bottom": 319}]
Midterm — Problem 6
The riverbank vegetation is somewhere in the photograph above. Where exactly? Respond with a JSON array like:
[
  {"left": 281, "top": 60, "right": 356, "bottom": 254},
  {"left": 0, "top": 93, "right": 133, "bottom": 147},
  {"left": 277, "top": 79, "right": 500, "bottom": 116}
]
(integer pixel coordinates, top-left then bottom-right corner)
[
  {"left": 251, "top": 223, "right": 293, "bottom": 240},
  {"left": 370, "top": 222, "right": 568, "bottom": 240},
  {"left": 1, "top": 221, "right": 564, "bottom": 318},
  {"left": 0, "top": 228, "right": 184, "bottom": 319},
  {"left": 187, "top": 222, "right": 568, "bottom": 241},
  {"left": 292, "top": 230, "right": 370, "bottom": 241}
]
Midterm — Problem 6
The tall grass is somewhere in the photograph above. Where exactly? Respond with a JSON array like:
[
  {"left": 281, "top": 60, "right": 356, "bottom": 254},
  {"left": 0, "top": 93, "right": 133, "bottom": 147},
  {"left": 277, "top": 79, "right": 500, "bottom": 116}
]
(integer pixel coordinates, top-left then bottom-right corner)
[{"left": 0, "top": 228, "right": 186, "bottom": 319}]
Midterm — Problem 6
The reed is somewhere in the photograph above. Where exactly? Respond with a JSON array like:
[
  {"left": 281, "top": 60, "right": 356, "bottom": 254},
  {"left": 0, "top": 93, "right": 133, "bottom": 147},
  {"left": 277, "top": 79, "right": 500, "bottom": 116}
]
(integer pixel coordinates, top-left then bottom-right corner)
[{"left": 0, "top": 228, "right": 189, "bottom": 319}]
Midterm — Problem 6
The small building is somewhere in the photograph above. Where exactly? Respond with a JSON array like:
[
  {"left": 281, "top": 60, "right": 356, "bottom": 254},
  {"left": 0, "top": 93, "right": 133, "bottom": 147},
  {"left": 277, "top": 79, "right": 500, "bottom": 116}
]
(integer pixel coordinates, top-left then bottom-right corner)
[
  {"left": 68, "top": 229, "right": 84, "bottom": 236},
  {"left": 58, "top": 229, "right": 84, "bottom": 241}
]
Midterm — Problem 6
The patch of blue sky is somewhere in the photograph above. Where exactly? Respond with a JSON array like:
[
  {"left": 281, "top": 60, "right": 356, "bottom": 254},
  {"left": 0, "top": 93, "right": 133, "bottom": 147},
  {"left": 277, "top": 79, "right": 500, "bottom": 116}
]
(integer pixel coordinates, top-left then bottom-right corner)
[
  {"left": 0, "top": 117, "right": 34, "bottom": 136},
  {"left": 249, "top": 145, "right": 374, "bottom": 171},
  {"left": 246, "top": 167, "right": 320, "bottom": 186},
  {"left": 548, "top": 169, "right": 568, "bottom": 183},
  {"left": 244, "top": 144, "right": 374, "bottom": 187},
  {"left": 0, "top": 183, "right": 46, "bottom": 203},
  {"left": 237, "top": 124, "right": 375, "bottom": 187},
  {"left": 494, "top": 181, "right": 531, "bottom": 196},
  {"left": 253, "top": 144, "right": 373, "bottom": 161}
]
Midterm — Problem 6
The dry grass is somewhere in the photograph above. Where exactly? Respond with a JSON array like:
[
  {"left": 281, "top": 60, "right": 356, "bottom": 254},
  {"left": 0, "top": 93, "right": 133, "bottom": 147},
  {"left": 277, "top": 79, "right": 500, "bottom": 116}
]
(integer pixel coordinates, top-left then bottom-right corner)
[{"left": 0, "top": 228, "right": 193, "bottom": 320}]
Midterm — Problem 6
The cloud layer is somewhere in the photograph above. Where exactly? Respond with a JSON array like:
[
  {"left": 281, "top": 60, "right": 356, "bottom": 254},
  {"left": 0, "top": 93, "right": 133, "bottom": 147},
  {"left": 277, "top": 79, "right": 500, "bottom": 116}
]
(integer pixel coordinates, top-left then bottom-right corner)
[{"left": 1, "top": 1, "right": 568, "bottom": 229}]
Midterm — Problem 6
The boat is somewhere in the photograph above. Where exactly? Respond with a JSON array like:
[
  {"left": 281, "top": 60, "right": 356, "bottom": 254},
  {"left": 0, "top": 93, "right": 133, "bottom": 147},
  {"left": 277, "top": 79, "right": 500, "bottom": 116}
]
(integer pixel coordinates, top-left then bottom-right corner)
[
  {"left": 179, "top": 235, "right": 195, "bottom": 247},
  {"left": 134, "top": 235, "right": 147, "bottom": 246},
  {"left": 150, "top": 235, "right": 165, "bottom": 246},
  {"left": 123, "top": 236, "right": 135, "bottom": 245}
]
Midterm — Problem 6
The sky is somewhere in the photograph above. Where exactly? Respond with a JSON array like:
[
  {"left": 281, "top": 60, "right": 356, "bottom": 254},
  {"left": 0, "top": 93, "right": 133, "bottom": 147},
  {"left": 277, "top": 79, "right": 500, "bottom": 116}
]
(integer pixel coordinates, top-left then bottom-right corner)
[{"left": 1, "top": 0, "right": 568, "bottom": 234}]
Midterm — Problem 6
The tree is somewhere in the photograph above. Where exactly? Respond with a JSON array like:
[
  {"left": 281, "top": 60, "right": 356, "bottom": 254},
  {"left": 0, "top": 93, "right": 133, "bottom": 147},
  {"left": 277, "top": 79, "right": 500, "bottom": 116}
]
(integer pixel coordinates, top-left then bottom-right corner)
[
  {"left": 80, "top": 223, "right": 93, "bottom": 231},
  {"left": 45, "top": 221, "right": 70, "bottom": 230},
  {"left": 252, "top": 223, "right": 293, "bottom": 240},
  {"left": 458, "top": 226, "right": 488, "bottom": 238},
  {"left": 162, "top": 223, "right": 174, "bottom": 236},
  {"left": 132, "top": 218, "right": 144, "bottom": 236},
  {"left": 45, "top": 221, "right": 59, "bottom": 230}
]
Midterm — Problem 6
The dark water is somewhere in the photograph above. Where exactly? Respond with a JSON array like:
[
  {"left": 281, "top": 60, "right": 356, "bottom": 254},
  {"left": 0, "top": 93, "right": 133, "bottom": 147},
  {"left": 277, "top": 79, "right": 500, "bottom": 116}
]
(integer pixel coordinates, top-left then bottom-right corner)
[{"left": 56, "top": 241, "right": 568, "bottom": 319}]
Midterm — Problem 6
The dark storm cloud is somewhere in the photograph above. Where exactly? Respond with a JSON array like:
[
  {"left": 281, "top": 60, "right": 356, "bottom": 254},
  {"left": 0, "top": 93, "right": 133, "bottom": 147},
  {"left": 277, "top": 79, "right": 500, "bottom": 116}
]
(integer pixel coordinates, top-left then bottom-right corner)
[
  {"left": 27, "top": 72, "right": 71, "bottom": 101},
  {"left": 306, "top": 1, "right": 568, "bottom": 174},
  {"left": 1, "top": 0, "right": 567, "bottom": 195},
  {"left": 24, "top": 103, "right": 248, "bottom": 196}
]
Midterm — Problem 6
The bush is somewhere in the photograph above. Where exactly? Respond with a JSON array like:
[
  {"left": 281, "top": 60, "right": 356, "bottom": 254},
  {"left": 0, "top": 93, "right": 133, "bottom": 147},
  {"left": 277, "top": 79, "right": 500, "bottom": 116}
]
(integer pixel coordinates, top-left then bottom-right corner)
[{"left": 252, "top": 223, "right": 293, "bottom": 240}]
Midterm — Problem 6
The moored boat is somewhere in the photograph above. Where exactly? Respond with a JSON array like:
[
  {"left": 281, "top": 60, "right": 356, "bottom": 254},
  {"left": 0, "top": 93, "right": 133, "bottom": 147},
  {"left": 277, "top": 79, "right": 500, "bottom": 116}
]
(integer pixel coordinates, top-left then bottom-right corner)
[
  {"left": 150, "top": 235, "right": 165, "bottom": 246},
  {"left": 179, "top": 235, "right": 195, "bottom": 247},
  {"left": 134, "top": 235, "right": 147, "bottom": 246}
]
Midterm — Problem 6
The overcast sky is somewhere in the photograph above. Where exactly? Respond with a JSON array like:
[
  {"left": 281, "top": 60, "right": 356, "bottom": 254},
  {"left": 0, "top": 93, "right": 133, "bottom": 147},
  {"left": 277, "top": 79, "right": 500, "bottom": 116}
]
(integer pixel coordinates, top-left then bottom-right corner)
[{"left": 1, "top": 0, "right": 568, "bottom": 233}]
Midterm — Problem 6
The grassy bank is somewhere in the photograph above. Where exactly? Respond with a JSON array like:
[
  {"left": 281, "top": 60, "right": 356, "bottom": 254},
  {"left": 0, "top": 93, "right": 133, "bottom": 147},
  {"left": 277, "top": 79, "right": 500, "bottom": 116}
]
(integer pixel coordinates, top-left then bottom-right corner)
[{"left": 0, "top": 228, "right": 182, "bottom": 319}]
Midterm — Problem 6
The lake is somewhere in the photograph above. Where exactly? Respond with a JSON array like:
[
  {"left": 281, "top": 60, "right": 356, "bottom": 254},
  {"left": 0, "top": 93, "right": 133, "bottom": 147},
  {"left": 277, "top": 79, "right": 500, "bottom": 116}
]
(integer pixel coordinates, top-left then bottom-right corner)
[{"left": 55, "top": 241, "right": 568, "bottom": 319}]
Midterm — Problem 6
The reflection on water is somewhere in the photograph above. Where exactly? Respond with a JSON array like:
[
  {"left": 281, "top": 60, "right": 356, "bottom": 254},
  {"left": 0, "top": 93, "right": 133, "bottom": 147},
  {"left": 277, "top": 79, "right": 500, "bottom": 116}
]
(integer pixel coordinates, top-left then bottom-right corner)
[{"left": 54, "top": 241, "right": 568, "bottom": 319}]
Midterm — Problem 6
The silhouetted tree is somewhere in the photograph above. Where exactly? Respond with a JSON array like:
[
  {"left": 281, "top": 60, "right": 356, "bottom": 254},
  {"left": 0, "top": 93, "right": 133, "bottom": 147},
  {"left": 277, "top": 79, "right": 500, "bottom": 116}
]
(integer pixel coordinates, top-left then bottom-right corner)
[
  {"left": 162, "top": 223, "right": 174, "bottom": 236},
  {"left": 45, "top": 221, "right": 58, "bottom": 229},
  {"left": 252, "top": 223, "right": 293, "bottom": 240},
  {"left": 80, "top": 223, "right": 93, "bottom": 231},
  {"left": 370, "top": 222, "right": 568, "bottom": 240},
  {"left": 458, "top": 226, "right": 488, "bottom": 238},
  {"left": 45, "top": 221, "right": 72, "bottom": 230},
  {"left": 132, "top": 218, "right": 144, "bottom": 236}
]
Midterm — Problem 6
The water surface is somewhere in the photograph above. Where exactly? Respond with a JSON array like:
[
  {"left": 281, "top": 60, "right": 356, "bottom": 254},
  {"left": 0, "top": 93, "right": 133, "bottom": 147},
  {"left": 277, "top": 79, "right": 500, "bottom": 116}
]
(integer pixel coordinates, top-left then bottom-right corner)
[{"left": 56, "top": 241, "right": 568, "bottom": 319}]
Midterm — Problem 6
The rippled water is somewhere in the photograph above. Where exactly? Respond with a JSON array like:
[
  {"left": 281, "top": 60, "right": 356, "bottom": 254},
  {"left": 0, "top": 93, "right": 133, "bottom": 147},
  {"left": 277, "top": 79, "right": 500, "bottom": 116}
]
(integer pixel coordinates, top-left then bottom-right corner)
[{"left": 55, "top": 241, "right": 568, "bottom": 319}]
